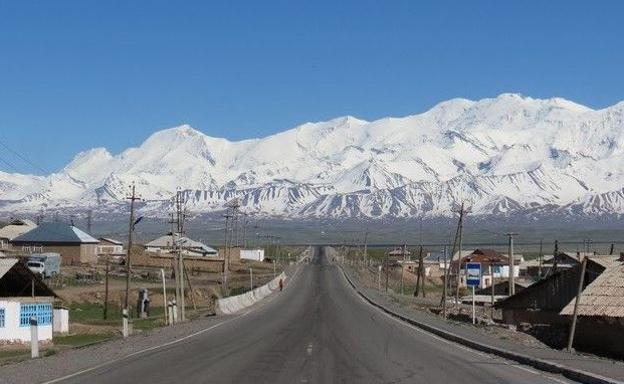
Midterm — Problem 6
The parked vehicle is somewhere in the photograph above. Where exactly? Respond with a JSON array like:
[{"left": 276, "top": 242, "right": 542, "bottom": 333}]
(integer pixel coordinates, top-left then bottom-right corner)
[{"left": 26, "top": 253, "right": 61, "bottom": 278}]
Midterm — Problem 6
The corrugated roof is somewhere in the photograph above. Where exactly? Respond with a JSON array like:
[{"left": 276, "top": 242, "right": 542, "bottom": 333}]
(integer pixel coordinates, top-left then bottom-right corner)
[
  {"left": 0, "top": 258, "right": 19, "bottom": 279},
  {"left": 0, "top": 220, "right": 37, "bottom": 241},
  {"left": 11, "top": 222, "right": 99, "bottom": 244},
  {"left": 145, "top": 234, "right": 217, "bottom": 253},
  {"left": 560, "top": 256, "right": 624, "bottom": 318},
  {"left": 99, "top": 237, "right": 123, "bottom": 245}
]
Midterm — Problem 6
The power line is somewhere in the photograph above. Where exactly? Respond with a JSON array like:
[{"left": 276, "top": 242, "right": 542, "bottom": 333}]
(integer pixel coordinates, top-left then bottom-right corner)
[{"left": 0, "top": 138, "right": 49, "bottom": 174}]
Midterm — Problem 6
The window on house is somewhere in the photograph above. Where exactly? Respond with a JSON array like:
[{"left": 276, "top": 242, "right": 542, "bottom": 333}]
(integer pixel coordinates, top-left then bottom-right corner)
[
  {"left": 20, "top": 303, "right": 53, "bottom": 327},
  {"left": 0, "top": 308, "right": 5, "bottom": 327}
]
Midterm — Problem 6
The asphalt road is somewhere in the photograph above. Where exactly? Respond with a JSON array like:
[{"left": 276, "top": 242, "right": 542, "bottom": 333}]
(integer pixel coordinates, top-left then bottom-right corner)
[{"left": 54, "top": 247, "right": 575, "bottom": 384}]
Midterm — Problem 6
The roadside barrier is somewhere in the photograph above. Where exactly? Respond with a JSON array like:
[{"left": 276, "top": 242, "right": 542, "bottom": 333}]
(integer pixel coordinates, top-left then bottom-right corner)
[{"left": 216, "top": 272, "right": 287, "bottom": 315}]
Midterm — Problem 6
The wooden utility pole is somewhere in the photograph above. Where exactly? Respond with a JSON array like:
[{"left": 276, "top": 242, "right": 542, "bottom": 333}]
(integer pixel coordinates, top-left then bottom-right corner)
[
  {"left": 87, "top": 209, "right": 92, "bottom": 234},
  {"left": 176, "top": 191, "right": 186, "bottom": 321},
  {"left": 551, "top": 240, "right": 559, "bottom": 276},
  {"left": 363, "top": 229, "right": 368, "bottom": 267},
  {"left": 414, "top": 245, "right": 425, "bottom": 297},
  {"left": 567, "top": 256, "right": 588, "bottom": 352},
  {"left": 223, "top": 212, "right": 231, "bottom": 294},
  {"left": 384, "top": 250, "right": 389, "bottom": 292},
  {"left": 442, "top": 217, "right": 460, "bottom": 318},
  {"left": 538, "top": 239, "right": 544, "bottom": 278},
  {"left": 454, "top": 203, "right": 469, "bottom": 304},
  {"left": 103, "top": 255, "right": 110, "bottom": 320},
  {"left": 124, "top": 183, "right": 139, "bottom": 312},
  {"left": 506, "top": 233, "right": 518, "bottom": 296}
]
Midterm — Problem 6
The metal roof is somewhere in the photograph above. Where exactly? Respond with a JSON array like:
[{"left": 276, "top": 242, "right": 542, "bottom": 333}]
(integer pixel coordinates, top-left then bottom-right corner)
[
  {"left": 0, "top": 220, "right": 37, "bottom": 241},
  {"left": 145, "top": 233, "right": 217, "bottom": 253},
  {"left": 0, "top": 258, "right": 18, "bottom": 279},
  {"left": 99, "top": 237, "right": 123, "bottom": 245},
  {"left": 11, "top": 222, "right": 99, "bottom": 244},
  {"left": 560, "top": 256, "right": 624, "bottom": 318}
]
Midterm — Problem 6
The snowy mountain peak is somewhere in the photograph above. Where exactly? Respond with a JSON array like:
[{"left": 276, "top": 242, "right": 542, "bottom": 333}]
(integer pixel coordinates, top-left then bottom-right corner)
[{"left": 2, "top": 94, "right": 624, "bottom": 219}]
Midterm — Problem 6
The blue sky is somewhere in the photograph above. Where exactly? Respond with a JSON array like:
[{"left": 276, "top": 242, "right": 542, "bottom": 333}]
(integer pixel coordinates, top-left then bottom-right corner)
[{"left": 1, "top": 1, "right": 623, "bottom": 174}]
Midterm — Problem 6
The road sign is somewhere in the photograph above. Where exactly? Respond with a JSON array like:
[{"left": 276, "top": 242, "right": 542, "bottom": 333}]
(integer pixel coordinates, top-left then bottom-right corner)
[{"left": 466, "top": 262, "right": 481, "bottom": 287}]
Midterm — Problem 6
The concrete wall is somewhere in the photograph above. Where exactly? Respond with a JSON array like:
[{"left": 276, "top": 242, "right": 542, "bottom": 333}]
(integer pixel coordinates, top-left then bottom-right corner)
[
  {"left": 0, "top": 299, "right": 53, "bottom": 344},
  {"left": 216, "top": 272, "right": 287, "bottom": 315}
]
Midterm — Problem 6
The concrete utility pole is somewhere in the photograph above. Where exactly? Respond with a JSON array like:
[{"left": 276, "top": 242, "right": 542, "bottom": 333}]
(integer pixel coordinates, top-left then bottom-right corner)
[
  {"left": 506, "top": 233, "right": 518, "bottom": 296},
  {"left": 124, "top": 183, "right": 139, "bottom": 313},
  {"left": 567, "top": 256, "right": 588, "bottom": 352}
]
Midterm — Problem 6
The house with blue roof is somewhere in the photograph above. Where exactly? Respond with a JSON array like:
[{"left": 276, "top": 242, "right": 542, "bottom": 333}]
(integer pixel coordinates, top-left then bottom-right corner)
[{"left": 11, "top": 222, "right": 100, "bottom": 265}]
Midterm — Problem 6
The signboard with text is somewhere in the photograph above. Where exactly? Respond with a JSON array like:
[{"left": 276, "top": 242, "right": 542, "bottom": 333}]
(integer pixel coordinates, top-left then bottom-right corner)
[{"left": 466, "top": 262, "right": 481, "bottom": 287}]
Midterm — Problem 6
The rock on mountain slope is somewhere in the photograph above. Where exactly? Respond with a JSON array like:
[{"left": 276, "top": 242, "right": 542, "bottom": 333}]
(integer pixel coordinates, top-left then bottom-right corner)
[{"left": 2, "top": 93, "right": 624, "bottom": 219}]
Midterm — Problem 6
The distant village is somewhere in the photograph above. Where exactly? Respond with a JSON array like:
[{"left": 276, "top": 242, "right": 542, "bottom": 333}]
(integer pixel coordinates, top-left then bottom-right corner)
[
  {"left": 0, "top": 216, "right": 273, "bottom": 348},
  {"left": 348, "top": 240, "right": 624, "bottom": 360}
]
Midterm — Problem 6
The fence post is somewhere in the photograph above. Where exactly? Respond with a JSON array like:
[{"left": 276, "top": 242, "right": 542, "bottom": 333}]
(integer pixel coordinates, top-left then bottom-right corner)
[
  {"left": 122, "top": 308, "right": 129, "bottom": 338},
  {"left": 30, "top": 316, "right": 39, "bottom": 358}
]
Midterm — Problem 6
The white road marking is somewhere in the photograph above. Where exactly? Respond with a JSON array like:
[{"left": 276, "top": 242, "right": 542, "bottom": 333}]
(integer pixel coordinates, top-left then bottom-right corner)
[
  {"left": 44, "top": 263, "right": 305, "bottom": 384},
  {"left": 338, "top": 265, "right": 574, "bottom": 384},
  {"left": 306, "top": 342, "right": 313, "bottom": 356}
]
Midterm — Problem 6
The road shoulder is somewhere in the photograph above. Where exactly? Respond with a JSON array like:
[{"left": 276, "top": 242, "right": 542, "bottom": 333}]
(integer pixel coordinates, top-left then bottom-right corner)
[{"left": 340, "top": 264, "right": 624, "bottom": 384}]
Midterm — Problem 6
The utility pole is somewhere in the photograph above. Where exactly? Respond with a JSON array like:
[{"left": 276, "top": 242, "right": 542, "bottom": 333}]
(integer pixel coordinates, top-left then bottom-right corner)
[
  {"left": 170, "top": 212, "right": 180, "bottom": 309},
  {"left": 176, "top": 191, "right": 186, "bottom": 321},
  {"left": 223, "top": 212, "right": 231, "bottom": 294},
  {"left": 551, "top": 240, "right": 559, "bottom": 276},
  {"left": 103, "top": 254, "right": 109, "bottom": 320},
  {"left": 363, "top": 229, "right": 368, "bottom": 267},
  {"left": 124, "top": 183, "right": 139, "bottom": 313},
  {"left": 454, "top": 203, "right": 469, "bottom": 304},
  {"left": 442, "top": 219, "right": 460, "bottom": 318},
  {"left": 538, "top": 239, "right": 544, "bottom": 278},
  {"left": 384, "top": 250, "right": 389, "bottom": 292},
  {"left": 506, "top": 233, "right": 518, "bottom": 296},
  {"left": 87, "top": 209, "right": 92, "bottom": 234},
  {"left": 567, "top": 256, "right": 588, "bottom": 352},
  {"left": 414, "top": 245, "right": 425, "bottom": 297}
]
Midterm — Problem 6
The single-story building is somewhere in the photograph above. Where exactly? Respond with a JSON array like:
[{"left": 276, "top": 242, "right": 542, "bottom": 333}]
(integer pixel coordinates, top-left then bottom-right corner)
[
  {"left": 0, "top": 219, "right": 37, "bottom": 250},
  {"left": 559, "top": 256, "right": 624, "bottom": 358},
  {"left": 0, "top": 258, "right": 57, "bottom": 344},
  {"left": 11, "top": 222, "right": 99, "bottom": 265},
  {"left": 495, "top": 256, "right": 610, "bottom": 326},
  {"left": 145, "top": 233, "right": 219, "bottom": 258},
  {"left": 451, "top": 249, "right": 520, "bottom": 289},
  {"left": 97, "top": 237, "right": 126, "bottom": 261},
  {"left": 240, "top": 249, "right": 265, "bottom": 262},
  {"left": 388, "top": 247, "right": 411, "bottom": 259}
]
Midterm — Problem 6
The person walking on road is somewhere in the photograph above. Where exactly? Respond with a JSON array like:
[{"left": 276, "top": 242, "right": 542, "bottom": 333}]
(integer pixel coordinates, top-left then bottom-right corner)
[{"left": 279, "top": 278, "right": 284, "bottom": 292}]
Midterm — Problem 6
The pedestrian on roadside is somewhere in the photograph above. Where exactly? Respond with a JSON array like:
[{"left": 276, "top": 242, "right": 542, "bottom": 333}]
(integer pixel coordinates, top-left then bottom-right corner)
[{"left": 279, "top": 278, "right": 283, "bottom": 292}]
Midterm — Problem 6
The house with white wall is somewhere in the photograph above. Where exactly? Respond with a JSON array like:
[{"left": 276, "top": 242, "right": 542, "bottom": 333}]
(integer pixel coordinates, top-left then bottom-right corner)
[{"left": 0, "top": 258, "right": 57, "bottom": 344}]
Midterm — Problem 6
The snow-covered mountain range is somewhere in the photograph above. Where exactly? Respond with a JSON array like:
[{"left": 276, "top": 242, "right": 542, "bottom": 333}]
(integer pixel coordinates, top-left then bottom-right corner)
[{"left": 2, "top": 93, "right": 624, "bottom": 220}]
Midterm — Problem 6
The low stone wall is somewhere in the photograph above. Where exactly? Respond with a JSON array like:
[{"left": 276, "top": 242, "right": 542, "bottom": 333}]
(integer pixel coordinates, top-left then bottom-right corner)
[{"left": 216, "top": 272, "right": 287, "bottom": 315}]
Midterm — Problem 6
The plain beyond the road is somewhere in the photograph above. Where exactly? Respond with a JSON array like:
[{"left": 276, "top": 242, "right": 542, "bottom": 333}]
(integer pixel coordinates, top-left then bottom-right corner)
[{"left": 49, "top": 247, "right": 574, "bottom": 384}]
